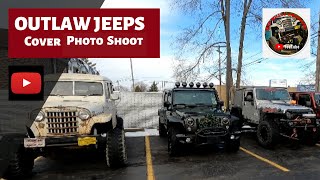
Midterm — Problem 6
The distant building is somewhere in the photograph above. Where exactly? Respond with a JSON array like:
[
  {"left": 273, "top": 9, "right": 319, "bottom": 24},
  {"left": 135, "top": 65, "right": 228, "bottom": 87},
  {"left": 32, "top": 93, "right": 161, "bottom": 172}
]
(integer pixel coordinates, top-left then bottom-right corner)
[{"left": 297, "top": 84, "right": 315, "bottom": 92}]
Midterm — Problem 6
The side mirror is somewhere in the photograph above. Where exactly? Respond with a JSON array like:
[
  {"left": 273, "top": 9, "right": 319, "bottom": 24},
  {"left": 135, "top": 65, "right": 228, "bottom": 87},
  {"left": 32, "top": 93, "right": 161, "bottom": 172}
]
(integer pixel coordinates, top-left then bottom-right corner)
[
  {"left": 164, "top": 101, "right": 171, "bottom": 108},
  {"left": 245, "top": 96, "right": 253, "bottom": 102},
  {"left": 218, "top": 101, "right": 224, "bottom": 107},
  {"left": 110, "top": 93, "right": 119, "bottom": 100}
]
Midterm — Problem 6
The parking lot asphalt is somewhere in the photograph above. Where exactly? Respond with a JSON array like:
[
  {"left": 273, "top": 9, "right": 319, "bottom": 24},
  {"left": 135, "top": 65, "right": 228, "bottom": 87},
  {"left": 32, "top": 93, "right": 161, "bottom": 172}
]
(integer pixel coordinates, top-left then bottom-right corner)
[{"left": 20, "top": 132, "right": 320, "bottom": 180}]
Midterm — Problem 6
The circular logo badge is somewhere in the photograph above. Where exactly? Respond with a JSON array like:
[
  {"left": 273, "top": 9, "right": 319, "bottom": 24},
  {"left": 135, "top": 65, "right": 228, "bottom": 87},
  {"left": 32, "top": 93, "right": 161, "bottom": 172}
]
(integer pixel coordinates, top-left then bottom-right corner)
[{"left": 265, "top": 12, "right": 308, "bottom": 56}]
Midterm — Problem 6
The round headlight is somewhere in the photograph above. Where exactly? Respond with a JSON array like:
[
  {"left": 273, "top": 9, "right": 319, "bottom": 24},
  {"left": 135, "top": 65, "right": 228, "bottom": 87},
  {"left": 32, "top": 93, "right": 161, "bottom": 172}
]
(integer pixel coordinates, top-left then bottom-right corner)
[
  {"left": 221, "top": 117, "right": 230, "bottom": 125},
  {"left": 79, "top": 109, "right": 91, "bottom": 120},
  {"left": 186, "top": 117, "right": 195, "bottom": 126},
  {"left": 33, "top": 111, "right": 44, "bottom": 122}
]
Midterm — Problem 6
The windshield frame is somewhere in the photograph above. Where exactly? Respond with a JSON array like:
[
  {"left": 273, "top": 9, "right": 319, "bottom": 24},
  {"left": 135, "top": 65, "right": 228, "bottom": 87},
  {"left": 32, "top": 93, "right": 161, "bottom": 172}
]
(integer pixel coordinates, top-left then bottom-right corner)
[
  {"left": 255, "top": 88, "right": 290, "bottom": 101},
  {"left": 45, "top": 81, "right": 104, "bottom": 96}
]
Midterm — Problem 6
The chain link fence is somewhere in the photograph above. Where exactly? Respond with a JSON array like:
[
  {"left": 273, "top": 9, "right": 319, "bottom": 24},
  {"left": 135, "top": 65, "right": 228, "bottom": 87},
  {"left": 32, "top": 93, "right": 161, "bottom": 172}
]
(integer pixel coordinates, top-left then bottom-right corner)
[{"left": 116, "top": 92, "right": 162, "bottom": 129}]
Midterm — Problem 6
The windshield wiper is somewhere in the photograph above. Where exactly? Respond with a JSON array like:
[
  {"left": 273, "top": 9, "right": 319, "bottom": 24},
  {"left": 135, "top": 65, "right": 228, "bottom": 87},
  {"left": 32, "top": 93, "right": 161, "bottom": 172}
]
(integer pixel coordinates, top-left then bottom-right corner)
[
  {"left": 194, "top": 103, "right": 212, "bottom": 107},
  {"left": 86, "top": 94, "right": 101, "bottom": 96},
  {"left": 173, "top": 103, "right": 187, "bottom": 107}
]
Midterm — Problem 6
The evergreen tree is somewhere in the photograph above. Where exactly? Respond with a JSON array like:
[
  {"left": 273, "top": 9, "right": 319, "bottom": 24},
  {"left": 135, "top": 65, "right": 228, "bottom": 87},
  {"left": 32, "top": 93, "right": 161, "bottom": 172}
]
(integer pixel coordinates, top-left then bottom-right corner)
[{"left": 149, "top": 81, "right": 159, "bottom": 92}]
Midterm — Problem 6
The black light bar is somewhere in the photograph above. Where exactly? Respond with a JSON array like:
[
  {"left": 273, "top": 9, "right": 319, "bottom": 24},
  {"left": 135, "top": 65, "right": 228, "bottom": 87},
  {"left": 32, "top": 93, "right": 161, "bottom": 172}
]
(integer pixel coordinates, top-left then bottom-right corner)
[
  {"left": 203, "top": 82, "right": 208, "bottom": 88},
  {"left": 182, "top": 82, "right": 187, "bottom": 87}
]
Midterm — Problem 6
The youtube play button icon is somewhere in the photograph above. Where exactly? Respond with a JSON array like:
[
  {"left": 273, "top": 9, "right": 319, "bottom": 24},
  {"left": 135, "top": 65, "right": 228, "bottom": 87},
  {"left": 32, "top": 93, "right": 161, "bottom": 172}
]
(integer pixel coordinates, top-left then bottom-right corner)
[
  {"left": 11, "top": 72, "right": 41, "bottom": 94},
  {"left": 9, "top": 66, "right": 43, "bottom": 101}
]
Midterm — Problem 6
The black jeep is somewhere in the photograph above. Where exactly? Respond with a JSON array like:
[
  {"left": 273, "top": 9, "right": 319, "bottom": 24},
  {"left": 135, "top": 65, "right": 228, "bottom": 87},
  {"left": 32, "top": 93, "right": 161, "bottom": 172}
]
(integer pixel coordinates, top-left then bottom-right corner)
[{"left": 158, "top": 82, "right": 242, "bottom": 156}]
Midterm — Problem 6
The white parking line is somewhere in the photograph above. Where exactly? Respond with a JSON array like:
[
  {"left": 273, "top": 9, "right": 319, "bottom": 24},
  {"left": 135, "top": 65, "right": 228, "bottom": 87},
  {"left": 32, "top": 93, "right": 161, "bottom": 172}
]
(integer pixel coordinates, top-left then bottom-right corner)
[{"left": 125, "top": 128, "right": 159, "bottom": 137}]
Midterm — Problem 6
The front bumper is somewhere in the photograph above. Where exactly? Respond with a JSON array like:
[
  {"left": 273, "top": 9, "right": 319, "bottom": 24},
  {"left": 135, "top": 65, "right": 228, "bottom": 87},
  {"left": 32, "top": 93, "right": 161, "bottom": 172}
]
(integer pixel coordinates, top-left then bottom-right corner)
[
  {"left": 24, "top": 135, "right": 106, "bottom": 148},
  {"left": 176, "top": 128, "right": 241, "bottom": 146},
  {"left": 280, "top": 118, "right": 320, "bottom": 129}
]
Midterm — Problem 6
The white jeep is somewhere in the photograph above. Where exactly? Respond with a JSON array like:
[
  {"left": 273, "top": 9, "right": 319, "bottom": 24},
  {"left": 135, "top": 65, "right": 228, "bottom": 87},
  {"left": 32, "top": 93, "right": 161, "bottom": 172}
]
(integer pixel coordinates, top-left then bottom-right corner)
[{"left": 6, "top": 73, "right": 127, "bottom": 178}]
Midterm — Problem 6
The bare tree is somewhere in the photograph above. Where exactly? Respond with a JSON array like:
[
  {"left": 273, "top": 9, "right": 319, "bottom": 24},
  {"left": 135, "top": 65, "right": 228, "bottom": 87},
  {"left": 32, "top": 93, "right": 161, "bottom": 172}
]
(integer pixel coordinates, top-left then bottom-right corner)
[
  {"left": 171, "top": 0, "right": 307, "bottom": 108},
  {"left": 301, "top": 71, "right": 316, "bottom": 85},
  {"left": 316, "top": 13, "right": 320, "bottom": 91},
  {"left": 235, "top": 0, "right": 252, "bottom": 88},
  {"left": 220, "top": 0, "right": 232, "bottom": 110},
  {"left": 134, "top": 81, "right": 148, "bottom": 92},
  {"left": 171, "top": 0, "right": 225, "bottom": 81}
]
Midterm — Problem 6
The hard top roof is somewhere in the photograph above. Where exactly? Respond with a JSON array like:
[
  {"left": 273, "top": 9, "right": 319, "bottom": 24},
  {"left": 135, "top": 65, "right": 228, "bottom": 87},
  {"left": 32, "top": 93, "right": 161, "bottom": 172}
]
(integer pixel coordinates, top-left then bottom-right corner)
[
  {"left": 164, "top": 87, "right": 217, "bottom": 92},
  {"left": 44, "top": 73, "right": 112, "bottom": 82},
  {"left": 235, "top": 86, "right": 288, "bottom": 90}
]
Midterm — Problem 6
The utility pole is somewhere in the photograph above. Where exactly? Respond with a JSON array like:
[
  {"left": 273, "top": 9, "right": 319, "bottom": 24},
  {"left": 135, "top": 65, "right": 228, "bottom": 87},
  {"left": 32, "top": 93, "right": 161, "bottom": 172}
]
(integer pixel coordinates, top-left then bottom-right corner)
[
  {"left": 316, "top": 13, "right": 320, "bottom": 91},
  {"left": 130, "top": 58, "right": 135, "bottom": 91},
  {"left": 216, "top": 46, "right": 226, "bottom": 96},
  {"left": 225, "top": 0, "right": 232, "bottom": 111}
]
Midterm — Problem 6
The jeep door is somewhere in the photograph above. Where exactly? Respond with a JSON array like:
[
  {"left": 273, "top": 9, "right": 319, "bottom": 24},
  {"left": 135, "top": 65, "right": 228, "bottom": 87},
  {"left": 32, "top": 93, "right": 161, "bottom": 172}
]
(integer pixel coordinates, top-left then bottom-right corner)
[
  {"left": 242, "top": 89, "right": 259, "bottom": 123},
  {"left": 159, "top": 91, "right": 169, "bottom": 124},
  {"left": 104, "top": 82, "right": 115, "bottom": 114},
  {"left": 296, "top": 93, "right": 315, "bottom": 110}
]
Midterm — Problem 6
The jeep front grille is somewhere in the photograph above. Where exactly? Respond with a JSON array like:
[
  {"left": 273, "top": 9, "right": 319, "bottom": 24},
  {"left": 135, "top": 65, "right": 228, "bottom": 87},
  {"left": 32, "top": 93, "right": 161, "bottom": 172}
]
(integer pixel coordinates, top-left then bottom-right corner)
[
  {"left": 198, "top": 118, "right": 221, "bottom": 129},
  {"left": 46, "top": 111, "right": 78, "bottom": 134}
]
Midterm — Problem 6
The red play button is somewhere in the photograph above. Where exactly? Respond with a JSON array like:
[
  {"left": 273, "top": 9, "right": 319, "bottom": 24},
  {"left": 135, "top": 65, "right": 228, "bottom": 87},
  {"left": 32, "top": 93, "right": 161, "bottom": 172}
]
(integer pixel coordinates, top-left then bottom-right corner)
[{"left": 11, "top": 72, "right": 42, "bottom": 94}]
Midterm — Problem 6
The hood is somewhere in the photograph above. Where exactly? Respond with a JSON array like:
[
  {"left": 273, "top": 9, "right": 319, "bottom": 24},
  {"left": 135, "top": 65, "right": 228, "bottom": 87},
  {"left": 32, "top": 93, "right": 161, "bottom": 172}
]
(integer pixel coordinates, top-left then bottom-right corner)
[
  {"left": 42, "top": 100, "right": 104, "bottom": 113},
  {"left": 175, "top": 108, "right": 227, "bottom": 117},
  {"left": 257, "top": 100, "right": 312, "bottom": 113}
]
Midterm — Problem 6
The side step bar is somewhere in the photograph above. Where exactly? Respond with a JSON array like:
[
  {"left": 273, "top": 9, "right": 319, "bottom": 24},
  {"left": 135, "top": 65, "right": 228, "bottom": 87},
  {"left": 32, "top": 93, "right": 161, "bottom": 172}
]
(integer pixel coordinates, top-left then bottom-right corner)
[{"left": 241, "top": 125, "right": 256, "bottom": 133}]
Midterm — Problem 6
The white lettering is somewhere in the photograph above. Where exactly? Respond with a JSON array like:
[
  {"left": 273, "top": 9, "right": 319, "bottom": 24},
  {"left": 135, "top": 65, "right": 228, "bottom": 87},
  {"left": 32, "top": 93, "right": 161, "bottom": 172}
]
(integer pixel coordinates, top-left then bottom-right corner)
[
  {"left": 60, "top": 17, "right": 72, "bottom": 30},
  {"left": 73, "top": 17, "right": 91, "bottom": 30},
  {"left": 93, "top": 17, "right": 100, "bottom": 32},
  {"left": 135, "top": 17, "right": 145, "bottom": 31},
  {"left": 113, "top": 17, "right": 123, "bottom": 30},
  {"left": 107, "top": 36, "right": 143, "bottom": 45},
  {"left": 28, "top": 17, "right": 40, "bottom": 31},
  {"left": 123, "top": 17, "right": 135, "bottom": 30},
  {"left": 15, "top": 17, "right": 28, "bottom": 31},
  {"left": 51, "top": 17, "right": 60, "bottom": 30},
  {"left": 41, "top": 17, "right": 51, "bottom": 30},
  {"left": 24, "top": 36, "right": 61, "bottom": 46},
  {"left": 101, "top": 17, "right": 112, "bottom": 31},
  {"left": 67, "top": 36, "right": 104, "bottom": 46}
]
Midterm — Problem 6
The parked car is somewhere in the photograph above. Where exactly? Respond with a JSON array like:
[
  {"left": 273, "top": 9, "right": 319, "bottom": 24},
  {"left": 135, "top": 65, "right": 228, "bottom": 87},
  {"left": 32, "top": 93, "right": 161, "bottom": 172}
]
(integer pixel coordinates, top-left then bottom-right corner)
[
  {"left": 5, "top": 73, "right": 127, "bottom": 178},
  {"left": 290, "top": 92, "right": 320, "bottom": 119},
  {"left": 231, "top": 86, "right": 320, "bottom": 149},
  {"left": 158, "top": 82, "right": 242, "bottom": 156}
]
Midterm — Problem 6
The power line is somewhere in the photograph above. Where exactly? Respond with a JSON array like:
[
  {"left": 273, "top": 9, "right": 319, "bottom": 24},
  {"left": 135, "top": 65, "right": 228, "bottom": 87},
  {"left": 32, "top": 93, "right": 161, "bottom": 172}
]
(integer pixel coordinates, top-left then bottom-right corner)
[{"left": 242, "top": 51, "right": 262, "bottom": 61}]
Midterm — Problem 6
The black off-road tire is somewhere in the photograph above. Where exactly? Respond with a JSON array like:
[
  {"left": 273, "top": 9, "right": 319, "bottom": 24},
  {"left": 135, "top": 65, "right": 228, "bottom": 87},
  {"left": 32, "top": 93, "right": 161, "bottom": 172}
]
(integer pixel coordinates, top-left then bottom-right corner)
[
  {"left": 168, "top": 126, "right": 182, "bottom": 156},
  {"left": 257, "top": 120, "right": 280, "bottom": 149},
  {"left": 4, "top": 148, "right": 34, "bottom": 179},
  {"left": 106, "top": 122, "right": 127, "bottom": 168},
  {"left": 303, "top": 128, "right": 320, "bottom": 146},
  {"left": 159, "top": 119, "right": 167, "bottom": 138},
  {"left": 226, "top": 139, "right": 240, "bottom": 152}
]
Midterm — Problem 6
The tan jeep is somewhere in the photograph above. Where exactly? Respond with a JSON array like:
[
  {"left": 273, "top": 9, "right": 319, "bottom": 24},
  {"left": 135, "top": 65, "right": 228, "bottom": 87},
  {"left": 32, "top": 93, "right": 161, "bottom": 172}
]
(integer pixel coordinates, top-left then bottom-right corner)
[{"left": 7, "top": 73, "right": 127, "bottom": 178}]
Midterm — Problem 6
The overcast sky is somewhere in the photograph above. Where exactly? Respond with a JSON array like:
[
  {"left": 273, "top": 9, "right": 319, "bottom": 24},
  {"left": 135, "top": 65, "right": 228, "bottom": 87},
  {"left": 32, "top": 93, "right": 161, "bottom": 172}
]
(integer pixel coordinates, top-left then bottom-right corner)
[{"left": 90, "top": 0, "right": 320, "bottom": 90}]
